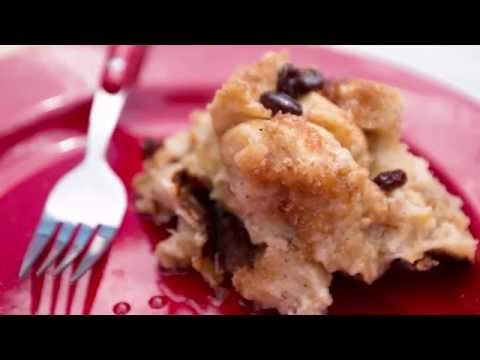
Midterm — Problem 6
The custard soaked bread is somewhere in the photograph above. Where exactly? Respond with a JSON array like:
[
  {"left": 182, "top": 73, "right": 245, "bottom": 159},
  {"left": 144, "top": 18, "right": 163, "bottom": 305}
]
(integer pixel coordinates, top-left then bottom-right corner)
[{"left": 134, "top": 52, "right": 477, "bottom": 315}]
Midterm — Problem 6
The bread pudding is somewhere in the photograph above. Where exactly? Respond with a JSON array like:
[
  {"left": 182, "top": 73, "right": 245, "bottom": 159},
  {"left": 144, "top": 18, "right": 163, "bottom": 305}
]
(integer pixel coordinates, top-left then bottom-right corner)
[{"left": 133, "top": 52, "right": 477, "bottom": 315}]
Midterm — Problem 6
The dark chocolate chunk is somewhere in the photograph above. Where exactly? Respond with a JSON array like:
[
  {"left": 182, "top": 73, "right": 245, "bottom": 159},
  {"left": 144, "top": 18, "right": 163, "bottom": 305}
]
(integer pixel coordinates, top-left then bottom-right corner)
[
  {"left": 277, "top": 64, "right": 302, "bottom": 96},
  {"left": 260, "top": 91, "right": 303, "bottom": 116},
  {"left": 277, "top": 64, "right": 325, "bottom": 98},
  {"left": 173, "top": 171, "right": 262, "bottom": 274},
  {"left": 294, "top": 68, "right": 325, "bottom": 95},
  {"left": 374, "top": 170, "right": 408, "bottom": 192},
  {"left": 214, "top": 206, "right": 260, "bottom": 273}
]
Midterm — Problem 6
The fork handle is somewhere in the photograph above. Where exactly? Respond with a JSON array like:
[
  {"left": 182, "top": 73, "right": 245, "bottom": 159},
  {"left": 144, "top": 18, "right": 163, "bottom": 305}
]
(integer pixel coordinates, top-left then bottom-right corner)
[{"left": 101, "top": 45, "right": 149, "bottom": 94}]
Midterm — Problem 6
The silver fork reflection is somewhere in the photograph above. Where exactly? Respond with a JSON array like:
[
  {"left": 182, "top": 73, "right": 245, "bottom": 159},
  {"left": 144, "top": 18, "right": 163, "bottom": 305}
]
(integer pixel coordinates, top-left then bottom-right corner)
[{"left": 19, "top": 46, "right": 148, "bottom": 283}]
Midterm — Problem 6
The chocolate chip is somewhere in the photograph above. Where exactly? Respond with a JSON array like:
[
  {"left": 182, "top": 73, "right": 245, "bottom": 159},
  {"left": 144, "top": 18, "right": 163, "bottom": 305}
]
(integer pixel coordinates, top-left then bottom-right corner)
[
  {"left": 373, "top": 170, "right": 408, "bottom": 192},
  {"left": 295, "top": 68, "right": 325, "bottom": 95},
  {"left": 213, "top": 206, "right": 261, "bottom": 273},
  {"left": 277, "top": 64, "right": 301, "bottom": 96},
  {"left": 173, "top": 171, "right": 261, "bottom": 274},
  {"left": 173, "top": 171, "right": 212, "bottom": 227},
  {"left": 277, "top": 64, "right": 325, "bottom": 98},
  {"left": 142, "top": 138, "right": 163, "bottom": 158},
  {"left": 260, "top": 91, "right": 303, "bottom": 116}
]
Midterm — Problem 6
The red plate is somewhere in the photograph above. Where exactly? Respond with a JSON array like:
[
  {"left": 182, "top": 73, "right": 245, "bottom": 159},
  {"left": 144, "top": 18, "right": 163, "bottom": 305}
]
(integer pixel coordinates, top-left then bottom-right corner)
[{"left": 0, "top": 45, "right": 479, "bottom": 315}]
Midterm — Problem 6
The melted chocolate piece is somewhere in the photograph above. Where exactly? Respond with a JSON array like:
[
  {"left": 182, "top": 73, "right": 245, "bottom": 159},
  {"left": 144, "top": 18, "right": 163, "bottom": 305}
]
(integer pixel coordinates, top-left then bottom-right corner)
[
  {"left": 214, "top": 207, "right": 259, "bottom": 273},
  {"left": 174, "top": 171, "right": 262, "bottom": 274}
]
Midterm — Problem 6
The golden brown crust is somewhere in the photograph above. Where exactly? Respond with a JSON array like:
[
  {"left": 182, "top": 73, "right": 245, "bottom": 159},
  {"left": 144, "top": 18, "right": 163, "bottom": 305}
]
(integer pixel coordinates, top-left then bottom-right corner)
[
  {"left": 323, "top": 79, "right": 404, "bottom": 138},
  {"left": 300, "top": 92, "right": 371, "bottom": 168},
  {"left": 221, "top": 116, "right": 370, "bottom": 202},
  {"left": 208, "top": 52, "right": 288, "bottom": 136}
]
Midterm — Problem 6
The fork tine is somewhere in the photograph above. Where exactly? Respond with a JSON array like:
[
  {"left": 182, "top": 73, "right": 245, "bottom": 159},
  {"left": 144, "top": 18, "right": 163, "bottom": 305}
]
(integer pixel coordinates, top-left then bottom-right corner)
[
  {"left": 36, "top": 222, "right": 76, "bottom": 276},
  {"left": 19, "top": 216, "right": 58, "bottom": 279},
  {"left": 70, "top": 225, "right": 116, "bottom": 283},
  {"left": 53, "top": 224, "right": 95, "bottom": 275}
]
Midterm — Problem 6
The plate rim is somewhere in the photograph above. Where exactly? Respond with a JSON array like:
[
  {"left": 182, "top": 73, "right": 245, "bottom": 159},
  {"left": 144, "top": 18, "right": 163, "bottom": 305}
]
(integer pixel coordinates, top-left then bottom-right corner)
[{"left": 2, "top": 45, "right": 480, "bottom": 123}]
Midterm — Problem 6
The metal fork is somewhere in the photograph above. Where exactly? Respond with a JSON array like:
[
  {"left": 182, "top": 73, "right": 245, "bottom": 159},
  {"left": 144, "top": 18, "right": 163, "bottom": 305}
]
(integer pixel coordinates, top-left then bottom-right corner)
[{"left": 19, "top": 45, "right": 148, "bottom": 283}]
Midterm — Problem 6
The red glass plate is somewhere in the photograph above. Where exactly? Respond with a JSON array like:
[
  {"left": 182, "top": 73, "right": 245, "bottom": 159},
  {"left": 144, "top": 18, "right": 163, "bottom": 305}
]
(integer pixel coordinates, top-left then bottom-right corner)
[{"left": 0, "top": 45, "right": 479, "bottom": 315}]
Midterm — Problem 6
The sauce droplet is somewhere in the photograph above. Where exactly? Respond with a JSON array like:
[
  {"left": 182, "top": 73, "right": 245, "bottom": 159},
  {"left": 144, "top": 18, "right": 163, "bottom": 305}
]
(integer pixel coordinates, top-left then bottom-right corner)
[
  {"left": 148, "top": 295, "right": 166, "bottom": 309},
  {"left": 113, "top": 302, "right": 131, "bottom": 315}
]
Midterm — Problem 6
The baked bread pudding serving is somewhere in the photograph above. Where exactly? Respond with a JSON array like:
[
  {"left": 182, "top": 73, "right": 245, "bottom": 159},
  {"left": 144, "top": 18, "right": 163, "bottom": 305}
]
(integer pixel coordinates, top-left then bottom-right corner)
[{"left": 133, "top": 52, "right": 478, "bottom": 315}]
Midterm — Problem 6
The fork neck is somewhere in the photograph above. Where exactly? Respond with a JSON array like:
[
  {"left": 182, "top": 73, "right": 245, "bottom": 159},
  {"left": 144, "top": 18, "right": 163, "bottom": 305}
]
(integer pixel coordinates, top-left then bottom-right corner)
[{"left": 84, "top": 90, "right": 126, "bottom": 162}]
